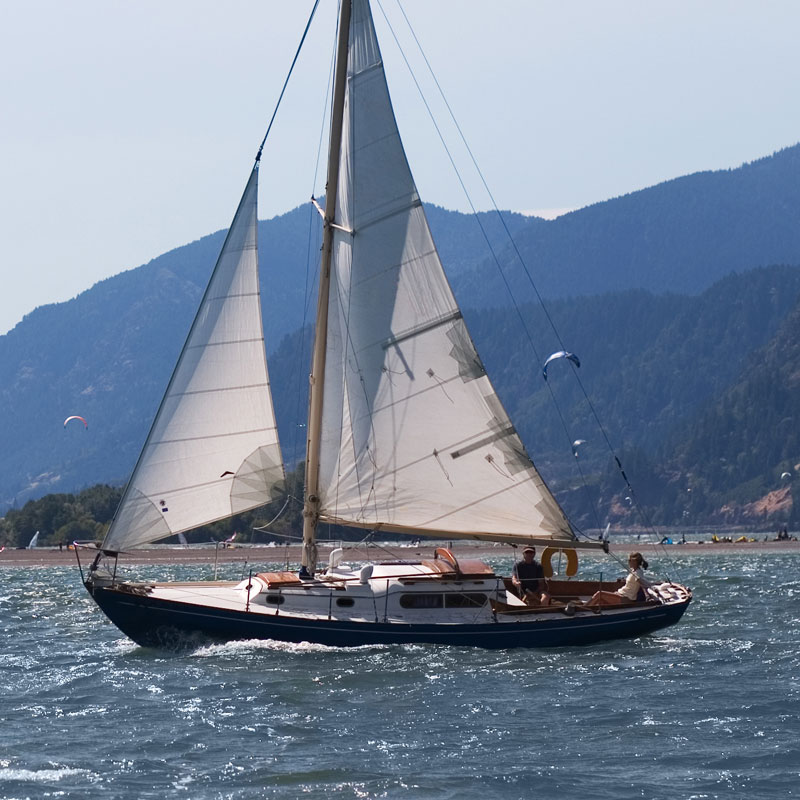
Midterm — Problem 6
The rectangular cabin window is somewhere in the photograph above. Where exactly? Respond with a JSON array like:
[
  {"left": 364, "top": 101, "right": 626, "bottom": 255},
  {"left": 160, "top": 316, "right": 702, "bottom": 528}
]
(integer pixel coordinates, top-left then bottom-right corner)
[
  {"left": 445, "top": 593, "right": 487, "bottom": 608},
  {"left": 399, "top": 593, "right": 443, "bottom": 609}
]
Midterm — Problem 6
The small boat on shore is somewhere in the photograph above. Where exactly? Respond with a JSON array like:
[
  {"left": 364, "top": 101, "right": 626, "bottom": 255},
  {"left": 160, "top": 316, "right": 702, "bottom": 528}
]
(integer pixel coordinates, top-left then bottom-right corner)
[{"left": 82, "top": 0, "right": 690, "bottom": 649}]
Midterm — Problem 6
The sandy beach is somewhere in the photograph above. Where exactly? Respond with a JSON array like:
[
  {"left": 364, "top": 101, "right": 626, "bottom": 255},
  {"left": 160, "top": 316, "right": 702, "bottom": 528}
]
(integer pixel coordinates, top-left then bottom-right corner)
[{"left": 2, "top": 538, "right": 799, "bottom": 568}]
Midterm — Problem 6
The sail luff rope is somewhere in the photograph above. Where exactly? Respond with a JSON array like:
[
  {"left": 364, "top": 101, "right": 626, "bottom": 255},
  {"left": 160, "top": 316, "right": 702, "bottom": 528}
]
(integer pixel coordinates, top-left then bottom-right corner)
[
  {"left": 255, "top": 0, "right": 322, "bottom": 163},
  {"left": 384, "top": 0, "right": 676, "bottom": 564}
]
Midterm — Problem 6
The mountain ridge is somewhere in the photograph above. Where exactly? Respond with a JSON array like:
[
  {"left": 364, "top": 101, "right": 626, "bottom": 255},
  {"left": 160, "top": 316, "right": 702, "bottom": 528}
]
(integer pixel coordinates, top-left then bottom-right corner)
[
  {"left": 451, "top": 144, "right": 800, "bottom": 308},
  {"left": 2, "top": 144, "right": 800, "bottom": 520}
]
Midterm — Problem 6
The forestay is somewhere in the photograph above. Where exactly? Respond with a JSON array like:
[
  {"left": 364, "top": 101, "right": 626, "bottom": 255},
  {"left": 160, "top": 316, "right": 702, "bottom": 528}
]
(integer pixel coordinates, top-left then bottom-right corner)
[
  {"left": 317, "top": 0, "right": 573, "bottom": 543},
  {"left": 102, "top": 167, "right": 284, "bottom": 552}
]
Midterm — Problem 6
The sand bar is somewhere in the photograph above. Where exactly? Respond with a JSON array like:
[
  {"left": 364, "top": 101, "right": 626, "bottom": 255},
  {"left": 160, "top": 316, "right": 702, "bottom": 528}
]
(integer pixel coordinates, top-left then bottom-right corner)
[{"left": 2, "top": 539, "right": 799, "bottom": 568}]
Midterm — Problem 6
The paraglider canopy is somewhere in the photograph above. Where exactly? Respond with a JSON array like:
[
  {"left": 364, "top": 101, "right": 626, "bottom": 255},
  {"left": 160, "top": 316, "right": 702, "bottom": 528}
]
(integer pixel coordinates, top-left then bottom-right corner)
[
  {"left": 64, "top": 415, "right": 88, "bottom": 429},
  {"left": 571, "top": 439, "right": 587, "bottom": 457},
  {"left": 781, "top": 471, "right": 792, "bottom": 480},
  {"left": 542, "top": 351, "right": 580, "bottom": 380}
]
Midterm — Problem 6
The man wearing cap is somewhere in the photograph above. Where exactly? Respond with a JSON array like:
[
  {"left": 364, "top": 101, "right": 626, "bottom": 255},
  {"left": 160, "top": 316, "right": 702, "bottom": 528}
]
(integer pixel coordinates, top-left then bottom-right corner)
[{"left": 511, "top": 547, "right": 550, "bottom": 605}]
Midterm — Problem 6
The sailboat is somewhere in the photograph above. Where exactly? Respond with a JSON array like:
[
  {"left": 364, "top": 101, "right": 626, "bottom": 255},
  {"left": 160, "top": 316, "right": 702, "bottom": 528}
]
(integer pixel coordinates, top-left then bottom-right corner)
[{"left": 81, "top": 0, "right": 691, "bottom": 649}]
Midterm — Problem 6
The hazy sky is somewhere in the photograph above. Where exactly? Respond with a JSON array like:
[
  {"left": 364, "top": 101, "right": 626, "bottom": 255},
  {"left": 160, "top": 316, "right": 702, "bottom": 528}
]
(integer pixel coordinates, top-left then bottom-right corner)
[{"left": 1, "top": 0, "right": 799, "bottom": 335}]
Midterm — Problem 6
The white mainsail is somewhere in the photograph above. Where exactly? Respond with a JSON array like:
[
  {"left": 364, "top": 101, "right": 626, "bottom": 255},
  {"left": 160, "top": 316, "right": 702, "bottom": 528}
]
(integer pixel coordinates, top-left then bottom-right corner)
[
  {"left": 102, "top": 166, "right": 284, "bottom": 552},
  {"left": 316, "top": 0, "right": 574, "bottom": 544}
]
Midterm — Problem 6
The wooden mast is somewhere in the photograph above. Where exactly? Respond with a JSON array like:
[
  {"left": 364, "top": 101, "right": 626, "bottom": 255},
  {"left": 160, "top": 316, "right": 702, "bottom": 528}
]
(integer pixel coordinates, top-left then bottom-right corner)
[{"left": 301, "top": 0, "right": 352, "bottom": 575}]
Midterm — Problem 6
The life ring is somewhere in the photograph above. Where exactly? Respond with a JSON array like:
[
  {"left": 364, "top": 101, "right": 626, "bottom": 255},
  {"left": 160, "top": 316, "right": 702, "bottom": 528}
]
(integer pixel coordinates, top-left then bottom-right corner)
[{"left": 540, "top": 547, "right": 578, "bottom": 577}]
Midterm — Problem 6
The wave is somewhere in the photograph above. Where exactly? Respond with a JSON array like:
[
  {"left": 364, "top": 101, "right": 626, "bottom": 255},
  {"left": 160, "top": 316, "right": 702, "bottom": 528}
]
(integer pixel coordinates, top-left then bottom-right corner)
[{"left": 0, "top": 766, "right": 94, "bottom": 782}]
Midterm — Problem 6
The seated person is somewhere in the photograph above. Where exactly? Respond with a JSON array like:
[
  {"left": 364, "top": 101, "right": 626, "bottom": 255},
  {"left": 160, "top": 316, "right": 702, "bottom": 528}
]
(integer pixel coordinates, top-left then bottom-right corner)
[
  {"left": 586, "top": 552, "right": 651, "bottom": 607},
  {"left": 511, "top": 547, "right": 551, "bottom": 605}
]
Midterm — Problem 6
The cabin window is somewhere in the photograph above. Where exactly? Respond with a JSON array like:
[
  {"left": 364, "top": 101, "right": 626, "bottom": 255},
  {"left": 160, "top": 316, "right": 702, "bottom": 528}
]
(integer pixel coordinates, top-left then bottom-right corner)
[
  {"left": 445, "top": 593, "right": 487, "bottom": 608},
  {"left": 265, "top": 594, "right": 285, "bottom": 605},
  {"left": 336, "top": 597, "right": 355, "bottom": 607},
  {"left": 399, "top": 593, "right": 443, "bottom": 609}
]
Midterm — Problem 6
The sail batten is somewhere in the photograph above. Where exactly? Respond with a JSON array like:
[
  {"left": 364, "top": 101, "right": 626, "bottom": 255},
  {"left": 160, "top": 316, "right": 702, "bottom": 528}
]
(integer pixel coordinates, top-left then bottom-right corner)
[
  {"left": 315, "top": 0, "right": 574, "bottom": 544},
  {"left": 102, "top": 166, "right": 285, "bottom": 552},
  {"left": 163, "top": 382, "right": 272, "bottom": 399}
]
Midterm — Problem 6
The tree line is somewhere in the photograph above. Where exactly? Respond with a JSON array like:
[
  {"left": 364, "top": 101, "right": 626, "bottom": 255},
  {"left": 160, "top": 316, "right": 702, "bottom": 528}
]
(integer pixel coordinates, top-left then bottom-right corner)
[{"left": 0, "top": 466, "right": 370, "bottom": 548}]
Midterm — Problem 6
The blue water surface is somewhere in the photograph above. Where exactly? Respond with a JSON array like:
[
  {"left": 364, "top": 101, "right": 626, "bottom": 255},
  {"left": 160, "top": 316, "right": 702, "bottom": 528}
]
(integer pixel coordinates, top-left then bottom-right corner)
[{"left": 1, "top": 552, "right": 798, "bottom": 800}]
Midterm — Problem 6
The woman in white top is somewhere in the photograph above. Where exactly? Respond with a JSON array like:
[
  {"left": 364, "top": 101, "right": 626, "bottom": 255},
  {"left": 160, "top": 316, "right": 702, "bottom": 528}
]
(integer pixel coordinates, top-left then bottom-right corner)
[{"left": 586, "top": 552, "right": 651, "bottom": 607}]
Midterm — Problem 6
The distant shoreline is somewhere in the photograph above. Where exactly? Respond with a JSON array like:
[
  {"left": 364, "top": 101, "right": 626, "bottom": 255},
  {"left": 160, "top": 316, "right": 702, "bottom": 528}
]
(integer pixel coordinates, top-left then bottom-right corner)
[{"left": 2, "top": 539, "right": 799, "bottom": 568}]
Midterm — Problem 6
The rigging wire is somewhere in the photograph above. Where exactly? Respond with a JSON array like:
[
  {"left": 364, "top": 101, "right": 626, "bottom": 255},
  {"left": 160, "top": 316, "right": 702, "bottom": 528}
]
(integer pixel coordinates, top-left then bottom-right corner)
[
  {"left": 376, "top": 0, "right": 605, "bottom": 541},
  {"left": 257, "top": 1, "right": 673, "bottom": 578},
  {"left": 229, "top": 0, "right": 327, "bottom": 526},
  {"left": 381, "top": 0, "right": 679, "bottom": 575},
  {"left": 252, "top": 495, "right": 295, "bottom": 532},
  {"left": 254, "top": 0, "right": 322, "bottom": 164}
]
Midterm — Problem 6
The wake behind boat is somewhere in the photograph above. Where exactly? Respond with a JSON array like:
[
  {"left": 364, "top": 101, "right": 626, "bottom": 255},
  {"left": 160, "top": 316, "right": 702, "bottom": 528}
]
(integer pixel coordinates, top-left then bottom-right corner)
[{"left": 82, "top": 0, "right": 691, "bottom": 649}]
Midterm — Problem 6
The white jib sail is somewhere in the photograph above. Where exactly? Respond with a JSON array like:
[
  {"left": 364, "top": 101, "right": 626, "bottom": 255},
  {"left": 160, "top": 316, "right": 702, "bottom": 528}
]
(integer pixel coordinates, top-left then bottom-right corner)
[
  {"left": 102, "top": 166, "right": 284, "bottom": 551},
  {"left": 317, "top": 0, "right": 573, "bottom": 543}
]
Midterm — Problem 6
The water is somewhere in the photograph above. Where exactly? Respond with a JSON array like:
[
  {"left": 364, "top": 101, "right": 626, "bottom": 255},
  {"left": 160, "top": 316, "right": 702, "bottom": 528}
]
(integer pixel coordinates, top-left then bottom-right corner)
[{"left": 1, "top": 553, "right": 798, "bottom": 799}]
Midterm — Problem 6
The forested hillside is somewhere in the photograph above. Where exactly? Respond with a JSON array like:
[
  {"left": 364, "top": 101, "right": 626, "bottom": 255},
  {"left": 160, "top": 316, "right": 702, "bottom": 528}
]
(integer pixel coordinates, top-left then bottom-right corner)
[
  {"left": 2, "top": 144, "right": 800, "bottom": 522},
  {"left": 662, "top": 299, "right": 800, "bottom": 526},
  {"left": 0, "top": 477, "right": 298, "bottom": 548},
  {"left": 0, "top": 205, "right": 527, "bottom": 508},
  {"left": 264, "top": 266, "right": 800, "bottom": 528},
  {"left": 3, "top": 268, "right": 800, "bottom": 543}
]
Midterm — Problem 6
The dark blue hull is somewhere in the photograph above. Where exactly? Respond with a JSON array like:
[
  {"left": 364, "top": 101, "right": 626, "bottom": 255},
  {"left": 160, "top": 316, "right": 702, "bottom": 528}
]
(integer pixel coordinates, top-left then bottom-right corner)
[{"left": 87, "top": 584, "right": 691, "bottom": 650}]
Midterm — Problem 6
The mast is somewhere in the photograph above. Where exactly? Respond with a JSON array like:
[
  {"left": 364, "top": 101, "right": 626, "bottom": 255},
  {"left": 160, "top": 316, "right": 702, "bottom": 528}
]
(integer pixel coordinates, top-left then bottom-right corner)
[{"left": 301, "top": 0, "right": 352, "bottom": 575}]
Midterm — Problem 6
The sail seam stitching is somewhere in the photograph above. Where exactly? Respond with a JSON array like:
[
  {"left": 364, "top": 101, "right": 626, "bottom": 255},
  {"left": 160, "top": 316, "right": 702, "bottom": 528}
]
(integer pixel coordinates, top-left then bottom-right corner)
[
  {"left": 347, "top": 369, "right": 469, "bottom": 420},
  {"left": 349, "top": 60, "right": 384, "bottom": 82},
  {"left": 146, "top": 475, "right": 267, "bottom": 496},
  {"left": 167, "top": 382, "right": 271, "bottom": 398},
  {"left": 339, "top": 425, "right": 514, "bottom": 482},
  {"left": 351, "top": 129, "right": 399, "bottom": 155},
  {"left": 198, "top": 292, "right": 260, "bottom": 302},
  {"left": 382, "top": 310, "right": 462, "bottom": 349},
  {"left": 152, "top": 426, "right": 278, "bottom": 445},
  {"left": 212, "top": 244, "right": 256, "bottom": 256},
  {"left": 355, "top": 197, "right": 422, "bottom": 233},
  {"left": 350, "top": 246, "right": 437, "bottom": 288},
  {"left": 185, "top": 339, "right": 265, "bottom": 351},
  {"left": 450, "top": 427, "right": 516, "bottom": 460}
]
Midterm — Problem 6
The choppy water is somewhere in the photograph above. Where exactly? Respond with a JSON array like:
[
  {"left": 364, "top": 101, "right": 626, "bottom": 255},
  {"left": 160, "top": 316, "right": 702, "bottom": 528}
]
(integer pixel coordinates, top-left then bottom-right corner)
[{"left": 1, "top": 553, "right": 799, "bottom": 800}]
